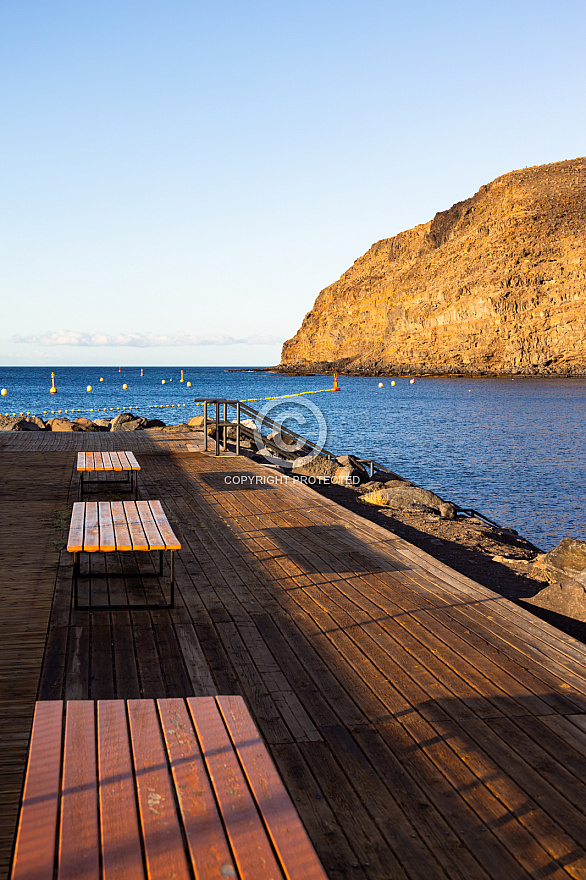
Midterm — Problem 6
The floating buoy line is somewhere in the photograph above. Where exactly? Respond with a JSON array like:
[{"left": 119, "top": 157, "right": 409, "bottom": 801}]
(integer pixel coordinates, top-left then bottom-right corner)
[
  {"left": 3, "top": 387, "right": 337, "bottom": 420},
  {"left": 1, "top": 378, "right": 424, "bottom": 419}
]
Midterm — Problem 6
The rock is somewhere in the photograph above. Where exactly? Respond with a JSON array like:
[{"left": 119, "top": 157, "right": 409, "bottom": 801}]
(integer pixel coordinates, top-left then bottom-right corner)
[
  {"left": 362, "top": 485, "right": 454, "bottom": 516},
  {"left": 439, "top": 501, "right": 458, "bottom": 520},
  {"left": 291, "top": 455, "right": 339, "bottom": 480},
  {"left": 525, "top": 580, "right": 586, "bottom": 624},
  {"left": 279, "top": 157, "right": 586, "bottom": 377},
  {"left": 92, "top": 419, "right": 112, "bottom": 429},
  {"left": 24, "top": 415, "right": 46, "bottom": 430},
  {"left": 235, "top": 418, "right": 258, "bottom": 431},
  {"left": 0, "top": 415, "right": 45, "bottom": 431},
  {"left": 47, "top": 418, "right": 79, "bottom": 432},
  {"left": 14, "top": 419, "right": 43, "bottom": 431},
  {"left": 111, "top": 413, "right": 147, "bottom": 431},
  {"left": 72, "top": 417, "right": 100, "bottom": 432},
  {"left": 207, "top": 424, "right": 238, "bottom": 441},
  {"left": 335, "top": 454, "right": 369, "bottom": 482},
  {"left": 188, "top": 416, "right": 205, "bottom": 428},
  {"left": 144, "top": 419, "right": 167, "bottom": 429},
  {"left": 384, "top": 479, "right": 414, "bottom": 489},
  {"left": 356, "top": 480, "right": 385, "bottom": 494},
  {"left": 156, "top": 423, "right": 192, "bottom": 432},
  {"left": 538, "top": 538, "right": 586, "bottom": 586},
  {"left": 333, "top": 465, "right": 363, "bottom": 486},
  {"left": 266, "top": 429, "right": 300, "bottom": 455}
]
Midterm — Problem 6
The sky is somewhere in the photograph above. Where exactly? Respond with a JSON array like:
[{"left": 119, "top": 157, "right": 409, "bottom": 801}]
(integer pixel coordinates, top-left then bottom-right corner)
[{"left": 1, "top": 0, "right": 585, "bottom": 367}]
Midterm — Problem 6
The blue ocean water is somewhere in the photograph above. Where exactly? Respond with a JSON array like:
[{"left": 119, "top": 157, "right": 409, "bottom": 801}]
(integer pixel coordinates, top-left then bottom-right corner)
[{"left": 0, "top": 365, "right": 584, "bottom": 551}]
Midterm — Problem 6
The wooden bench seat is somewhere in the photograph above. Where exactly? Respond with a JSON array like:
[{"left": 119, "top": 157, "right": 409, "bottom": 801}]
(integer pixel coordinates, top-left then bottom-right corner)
[
  {"left": 11, "top": 697, "right": 327, "bottom": 880},
  {"left": 77, "top": 451, "right": 141, "bottom": 499},
  {"left": 67, "top": 500, "right": 180, "bottom": 609}
]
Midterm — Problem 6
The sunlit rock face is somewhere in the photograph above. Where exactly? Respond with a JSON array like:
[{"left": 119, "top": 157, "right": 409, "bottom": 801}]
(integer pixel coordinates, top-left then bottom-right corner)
[{"left": 280, "top": 157, "right": 586, "bottom": 376}]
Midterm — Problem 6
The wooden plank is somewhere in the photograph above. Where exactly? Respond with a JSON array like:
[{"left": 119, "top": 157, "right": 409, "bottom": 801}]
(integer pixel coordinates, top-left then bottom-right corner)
[
  {"left": 11, "top": 702, "right": 63, "bottom": 880},
  {"left": 136, "top": 501, "right": 165, "bottom": 551},
  {"left": 83, "top": 502, "right": 100, "bottom": 553},
  {"left": 85, "top": 452, "right": 95, "bottom": 471},
  {"left": 158, "top": 698, "right": 236, "bottom": 880},
  {"left": 147, "top": 500, "right": 181, "bottom": 550},
  {"left": 217, "top": 694, "right": 328, "bottom": 879},
  {"left": 127, "top": 699, "right": 191, "bottom": 880},
  {"left": 67, "top": 503, "right": 86, "bottom": 553},
  {"left": 111, "top": 626, "right": 141, "bottom": 699},
  {"left": 98, "top": 503, "right": 116, "bottom": 553},
  {"left": 111, "top": 501, "right": 132, "bottom": 552},
  {"left": 58, "top": 701, "right": 99, "bottom": 880},
  {"left": 77, "top": 452, "right": 86, "bottom": 472},
  {"left": 188, "top": 696, "right": 285, "bottom": 880},
  {"left": 93, "top": 452, "right": 104, "bottom": 471},
  {"left": 122, "top": 502, "right": 149, "bottom": 552},
  {"left": 97, "top": 701, "right": 144, "bottom": 880},
  {"left": 101, "top": 451, "right": 113, "bottom": 471},
  {"left": 109, "top": 452, "right": 123, "bottom": 472},
  {"left": 126, "top": 451, "right": 141, "bottom": 471}
]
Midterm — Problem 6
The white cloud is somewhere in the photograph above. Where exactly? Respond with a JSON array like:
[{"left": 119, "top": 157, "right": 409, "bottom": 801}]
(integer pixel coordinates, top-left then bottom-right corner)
[{"left": 12, "top": 330, "right": 283, "bottom": 347}]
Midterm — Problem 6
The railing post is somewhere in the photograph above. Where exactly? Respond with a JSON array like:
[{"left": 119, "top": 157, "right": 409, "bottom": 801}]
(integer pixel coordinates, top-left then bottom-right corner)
[
  {"left": 203, "top": 399, "right": 208, "bottom": 452},
  {"left": 236, "top": 401, "right": 241, "bottom": 456},
  {"left": 222, "top": 401, "right": 227, "bottom": 452},
  {"left": 370, "top": 461, "right": 374, "bottom": 479},
  {"left": 215, "top": 400, "right": 220, "bottom": 456}
]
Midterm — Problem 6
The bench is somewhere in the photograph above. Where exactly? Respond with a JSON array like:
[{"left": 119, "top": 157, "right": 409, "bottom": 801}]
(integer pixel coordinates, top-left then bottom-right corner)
[
  {"left": 77, "top": 450, "right": 141, "bottom": 499},
  {"left": 67, "top": 500, "right": 180, "bottom": 610},
  {"left": 10, "top": 696, "right": 328, "bottom": 880}
]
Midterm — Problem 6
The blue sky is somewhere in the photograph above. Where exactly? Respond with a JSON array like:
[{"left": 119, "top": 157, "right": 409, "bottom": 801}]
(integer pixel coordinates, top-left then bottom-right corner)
[{"left": 1, "top": 0, "right": 585, "bottom": 366}]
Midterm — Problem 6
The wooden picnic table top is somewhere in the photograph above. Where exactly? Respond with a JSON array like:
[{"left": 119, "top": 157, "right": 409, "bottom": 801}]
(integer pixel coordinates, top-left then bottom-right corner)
[
  {"left": 67, "top": 499, "right": 181, "bottom": 553},
  {"left": 77, "top": 450, "right": 140, "bottom": 472},
  {"left": 11, "top": 696, "right": 327, "bottom": 880}
]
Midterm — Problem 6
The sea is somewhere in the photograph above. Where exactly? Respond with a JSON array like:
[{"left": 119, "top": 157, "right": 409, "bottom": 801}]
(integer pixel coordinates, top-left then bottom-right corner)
[{"left": 0, "top": 365, "right": 584, "bottom": 552}]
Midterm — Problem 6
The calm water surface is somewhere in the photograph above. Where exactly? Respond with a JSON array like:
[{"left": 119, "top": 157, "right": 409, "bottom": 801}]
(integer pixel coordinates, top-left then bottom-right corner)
[{"left": 0, "top": 366, "right": 584, "bottom": 550}]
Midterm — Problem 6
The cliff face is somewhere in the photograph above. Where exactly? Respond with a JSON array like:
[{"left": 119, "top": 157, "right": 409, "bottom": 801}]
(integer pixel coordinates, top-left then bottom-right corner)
[{"left": 280, "top": 157, "right": 586, "bottom": 375}]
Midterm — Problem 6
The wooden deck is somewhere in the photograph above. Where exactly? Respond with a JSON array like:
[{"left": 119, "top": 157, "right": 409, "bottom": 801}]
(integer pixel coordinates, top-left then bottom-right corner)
[{"left": 3, "top": 429, "right": 586, "bottom": 878}]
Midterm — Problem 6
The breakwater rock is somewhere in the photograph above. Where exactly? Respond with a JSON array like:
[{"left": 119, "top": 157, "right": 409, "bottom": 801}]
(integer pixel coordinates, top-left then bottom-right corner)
[{"left": 279, "top": 157, "right": 586, "bottom": 376}]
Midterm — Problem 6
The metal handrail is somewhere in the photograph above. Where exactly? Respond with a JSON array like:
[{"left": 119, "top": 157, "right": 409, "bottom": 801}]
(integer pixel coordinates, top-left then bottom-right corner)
[{"left": 193, "top": 398, "right": 334, "bottom": 461}]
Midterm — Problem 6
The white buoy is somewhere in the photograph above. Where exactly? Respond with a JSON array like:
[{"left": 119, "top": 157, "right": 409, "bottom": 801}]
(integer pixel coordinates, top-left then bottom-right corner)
[
  {"left": 100, "top": 377, "right": 104, "bottom": 382},
  {"left": 378, "top": 382, "right": 383, "bottom": 388},
  {"left": 122, "top": 384, "right": 127, "bottom": 389},
  {"left": 162, "top": 379, "right": 166, "bottom": 384},
  {"left": 409, "top": 379, "right": 415, "bottom": 384},
  {"left": 391, "top": 380, "right": 396, "bottom": 386},
  {"left": 87, "top": 385, "right": 92, "bottom": 392},
  {"left": 0, "top": 389, "right": 6, "bottom": 396}
]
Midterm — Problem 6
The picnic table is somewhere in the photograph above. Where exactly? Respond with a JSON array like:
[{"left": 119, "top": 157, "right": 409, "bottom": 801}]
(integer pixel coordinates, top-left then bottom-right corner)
[
  {"left": 67, "top": 499, "right": 180, "bottom": 609},
  {"left": 11, "top": 696, "right": 328, "bottom": 880},
  {"left": 77, "top": 450, "right": 140, "bottom": 499}
]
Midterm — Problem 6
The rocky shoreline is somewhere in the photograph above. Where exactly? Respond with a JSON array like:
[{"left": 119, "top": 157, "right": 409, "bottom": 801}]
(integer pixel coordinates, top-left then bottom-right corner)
[
  {"left": 268, "top": 363, "right": 586, "bottom": 378},
  {"left": 4, "top": 409, "right": 585, "bottom": 643},
  {"left": 0, "top": 412, "right": 180, "bottom": 432}
]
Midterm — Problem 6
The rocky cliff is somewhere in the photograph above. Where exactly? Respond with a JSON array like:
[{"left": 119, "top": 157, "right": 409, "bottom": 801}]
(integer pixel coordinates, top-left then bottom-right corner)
[{"left": 279, "top": 157, "right": 586, "bottom": 375}]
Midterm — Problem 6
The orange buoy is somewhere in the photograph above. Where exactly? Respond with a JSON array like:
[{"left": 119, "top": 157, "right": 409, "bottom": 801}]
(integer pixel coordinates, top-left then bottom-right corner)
[{"left": 333, "top": 373, "right": 340, "bottom": 392}]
